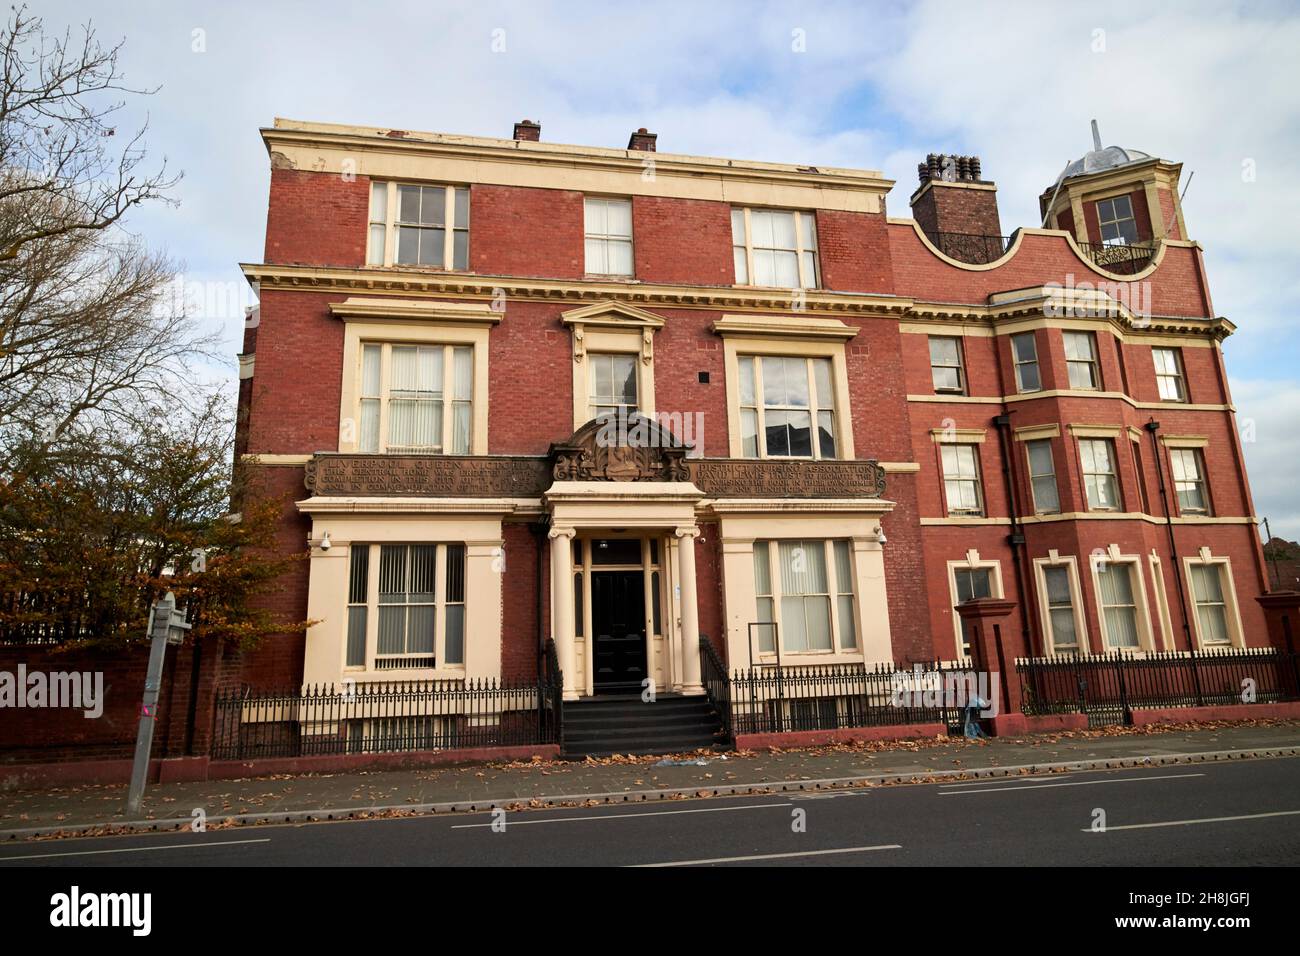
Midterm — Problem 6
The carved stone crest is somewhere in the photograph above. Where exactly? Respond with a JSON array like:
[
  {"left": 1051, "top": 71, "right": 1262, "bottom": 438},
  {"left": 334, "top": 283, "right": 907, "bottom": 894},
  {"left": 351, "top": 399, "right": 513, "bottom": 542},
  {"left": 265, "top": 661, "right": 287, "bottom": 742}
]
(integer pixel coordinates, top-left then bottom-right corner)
[{"left": 549, "top": 413, "right": 691, "bottom": 483}]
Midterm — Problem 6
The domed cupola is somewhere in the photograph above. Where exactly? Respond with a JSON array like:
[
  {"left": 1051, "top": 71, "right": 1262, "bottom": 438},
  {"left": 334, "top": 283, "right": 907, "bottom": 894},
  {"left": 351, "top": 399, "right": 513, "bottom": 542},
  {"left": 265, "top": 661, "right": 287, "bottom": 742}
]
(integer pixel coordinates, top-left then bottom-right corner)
[{"left": 1040, "top": 120, "right": 1187, "bottom": 270}]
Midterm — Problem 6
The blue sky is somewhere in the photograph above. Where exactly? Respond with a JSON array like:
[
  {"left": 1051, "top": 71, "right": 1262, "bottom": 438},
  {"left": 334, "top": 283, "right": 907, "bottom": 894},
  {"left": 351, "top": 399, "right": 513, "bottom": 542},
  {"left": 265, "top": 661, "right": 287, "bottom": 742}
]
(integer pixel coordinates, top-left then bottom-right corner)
[{"left": 31, "top": 0, "right": 1300, "bottom": 534}]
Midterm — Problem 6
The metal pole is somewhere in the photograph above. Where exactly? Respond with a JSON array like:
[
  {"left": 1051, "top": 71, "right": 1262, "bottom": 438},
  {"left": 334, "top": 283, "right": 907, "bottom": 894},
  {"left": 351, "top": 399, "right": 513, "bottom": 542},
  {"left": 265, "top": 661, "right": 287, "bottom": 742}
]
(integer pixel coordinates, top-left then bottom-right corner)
[{"left": 125, "top": 593, "right": 187, "bottom": 815}]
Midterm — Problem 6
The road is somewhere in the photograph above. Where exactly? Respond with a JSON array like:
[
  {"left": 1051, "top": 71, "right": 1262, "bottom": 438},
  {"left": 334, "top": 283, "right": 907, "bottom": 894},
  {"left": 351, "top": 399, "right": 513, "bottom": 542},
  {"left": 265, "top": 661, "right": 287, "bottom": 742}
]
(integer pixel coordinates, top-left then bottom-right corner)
[{"left": 3, "top": 756, "right": 1299, "bottom": 867}]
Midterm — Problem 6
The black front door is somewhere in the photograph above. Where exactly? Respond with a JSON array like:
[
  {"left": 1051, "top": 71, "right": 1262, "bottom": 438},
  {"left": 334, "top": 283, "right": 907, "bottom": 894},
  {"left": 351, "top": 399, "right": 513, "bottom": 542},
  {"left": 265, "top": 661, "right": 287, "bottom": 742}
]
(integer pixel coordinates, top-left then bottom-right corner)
[{"left": 591, "top": 570, "right": 647, "bottom": 693}]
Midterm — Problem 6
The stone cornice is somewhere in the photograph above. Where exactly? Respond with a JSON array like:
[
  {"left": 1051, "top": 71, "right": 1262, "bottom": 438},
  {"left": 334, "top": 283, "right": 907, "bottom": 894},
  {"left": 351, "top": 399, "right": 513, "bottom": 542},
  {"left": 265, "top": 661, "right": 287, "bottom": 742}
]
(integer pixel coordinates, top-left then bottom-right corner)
[
  {"left": 240, "top": 262, "right": 914, "bottom": 317},
  {"left": 263, "top": 118, "right": 894, "bottom": 198},
  {"left": 241, "top": 264, "right": 1229, "bottom": 339}
]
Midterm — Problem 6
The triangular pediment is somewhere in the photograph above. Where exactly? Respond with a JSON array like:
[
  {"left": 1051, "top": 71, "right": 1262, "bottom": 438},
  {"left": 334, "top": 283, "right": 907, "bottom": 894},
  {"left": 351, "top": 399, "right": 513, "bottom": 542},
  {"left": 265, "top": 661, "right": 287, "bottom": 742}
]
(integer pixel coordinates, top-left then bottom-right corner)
[{"left": 559, "top": 300, "right": 665, "bottom": 330}]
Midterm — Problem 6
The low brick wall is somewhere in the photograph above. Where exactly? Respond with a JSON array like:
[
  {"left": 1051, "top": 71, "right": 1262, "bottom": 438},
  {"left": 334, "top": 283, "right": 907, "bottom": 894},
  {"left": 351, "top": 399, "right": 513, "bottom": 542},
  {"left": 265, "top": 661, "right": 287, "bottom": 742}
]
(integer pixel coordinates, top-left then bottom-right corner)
[
  {"left": 982, "top": 713, "right": 1090, "bottom": 736},
  {"left": 734, "top": 722, "right": 946, "bottom": 751},
  {"left": 1128, "top": 701, "right": 1300, "bottom": 727}
]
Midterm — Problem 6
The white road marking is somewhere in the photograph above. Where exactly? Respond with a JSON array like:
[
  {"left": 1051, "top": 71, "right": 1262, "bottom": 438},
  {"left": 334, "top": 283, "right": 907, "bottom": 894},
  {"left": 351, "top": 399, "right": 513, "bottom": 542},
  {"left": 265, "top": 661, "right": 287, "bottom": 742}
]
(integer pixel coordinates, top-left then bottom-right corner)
[
  {"left": 936, "top": 773, "right": 1075, "bottom": 789},
  {"left": 0, "top": 838, "right": 271, "bottom": 862},
  {"left": 1083, "top": 809, "right": 1300, "bottom": 832},
  {"left": 940, "top": 772, "right": 1204, "bottom": 795},
  {"left": 450, "top": 801, "right": 790, "bottom": 829},
  {"left": 636, "top": 844, "right": 902, "bottom": 867}
]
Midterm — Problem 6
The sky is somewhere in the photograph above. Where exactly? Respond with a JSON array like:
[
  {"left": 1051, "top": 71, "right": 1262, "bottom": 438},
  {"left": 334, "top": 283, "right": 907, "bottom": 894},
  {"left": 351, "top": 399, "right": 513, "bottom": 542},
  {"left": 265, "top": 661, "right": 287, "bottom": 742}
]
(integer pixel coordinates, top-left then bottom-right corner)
[{"left": 30, "top": 0, "right": 1300, "bottom": 535}]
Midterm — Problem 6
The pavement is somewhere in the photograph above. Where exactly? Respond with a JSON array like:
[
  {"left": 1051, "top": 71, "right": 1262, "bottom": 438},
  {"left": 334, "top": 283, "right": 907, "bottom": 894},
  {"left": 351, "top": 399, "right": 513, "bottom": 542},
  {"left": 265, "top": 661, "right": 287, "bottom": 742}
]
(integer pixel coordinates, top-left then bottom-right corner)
[
  {"left": 3, "top": 718, "right": 1299, "bottom": 841},
  {"left": 2, "top": 754, "right": 1299, "bottom": 866}
]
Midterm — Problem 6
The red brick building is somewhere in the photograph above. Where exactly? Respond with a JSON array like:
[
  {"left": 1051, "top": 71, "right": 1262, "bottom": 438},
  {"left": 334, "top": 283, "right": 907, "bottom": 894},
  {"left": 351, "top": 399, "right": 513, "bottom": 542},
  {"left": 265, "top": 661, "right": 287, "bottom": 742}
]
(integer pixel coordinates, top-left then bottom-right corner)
[{"left": 235, "top": 116, "right": 1271, "bottom": 729}]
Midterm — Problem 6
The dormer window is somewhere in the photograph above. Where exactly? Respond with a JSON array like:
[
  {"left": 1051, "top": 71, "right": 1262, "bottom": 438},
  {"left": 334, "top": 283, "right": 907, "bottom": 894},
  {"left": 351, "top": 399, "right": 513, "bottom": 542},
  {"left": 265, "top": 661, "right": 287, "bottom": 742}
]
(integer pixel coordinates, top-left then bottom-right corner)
[{"left": 1096, "top": 195, "right": 1138, "bottom": 246}]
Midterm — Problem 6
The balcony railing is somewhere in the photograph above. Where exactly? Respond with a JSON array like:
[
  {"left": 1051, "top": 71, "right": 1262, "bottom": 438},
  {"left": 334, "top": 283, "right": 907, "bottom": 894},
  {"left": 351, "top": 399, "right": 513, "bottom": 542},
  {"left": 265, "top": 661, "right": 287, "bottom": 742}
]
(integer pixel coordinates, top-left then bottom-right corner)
[
  {"left": 1074, "top": 239, "right": 1159, "bottom": 275},
  {"left": 922, "top": 230, "right": 1161, "bottom": 275},
  {"left": 928, "top": 231, "right": 1013, "bottom": 265}
]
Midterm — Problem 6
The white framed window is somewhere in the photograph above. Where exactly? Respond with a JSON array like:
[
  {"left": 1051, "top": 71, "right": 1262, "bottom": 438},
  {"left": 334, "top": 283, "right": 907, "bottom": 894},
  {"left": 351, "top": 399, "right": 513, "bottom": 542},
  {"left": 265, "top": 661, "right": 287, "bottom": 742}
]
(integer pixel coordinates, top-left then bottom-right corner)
[
  {"left": 941, "top": 444, "right": 984, "bottom": 516},
  {"left": 588, "top": 352, "right": 638, "bottom": 418},
  {"left": 584, "top": 198, "right": 633, "bottom": 276},
  {"left": 345, "top": 543, "right": 466, "bottom": 670},
  {"left": 1169, "top": 447, "right": 1209, "bottom": 514},
  {"left": 1189, "top": 564, "right": 1230, "bottom": 646},
  {"left": 1043, "top": 566, "right": 1079, "bottom": 652},
  {"left": 1097, "top": 195, "right": 1138, "bottom": 245},
  {"left": 1079, "top": 438, "right": 1121, "bottom": 510},
  {"left": 1036, "top": 560, "right": 1085, "bottom": 654},
  {"left": 1064, "top": 331, "right": 1101, "bottom": 390},
  {"left": 731, "top": 207, "right": 819, "bottom": 289},
  {"left": 737, "top": 354, "right": 836, "bottom": 459},
  {"left": 358, "top": 343, "right": 473, "bottom": 454},
  {"left": 948, "top": 559, "right": 1001, "bottom": 657},
  {"left": 1096, "top": 561, "right": 1141, "bottom": 649},
  {"left": 1025, "top": 438, "right": 1060, "bottom": 514},
  {"left": 929, "top": 336, "right": 964, "bottom": 393},
  {"left": 367, "top": 181, "right": 469, "bottom": 269},
  {"left": 752, "top": 539, "right": 857, "bottom": 655},
  {"left": 1011, "top": 332, "right": 1041, "bottom": 393},
  {"left": 1153, "top": 347, "right": 1186, "bottom": 402}
]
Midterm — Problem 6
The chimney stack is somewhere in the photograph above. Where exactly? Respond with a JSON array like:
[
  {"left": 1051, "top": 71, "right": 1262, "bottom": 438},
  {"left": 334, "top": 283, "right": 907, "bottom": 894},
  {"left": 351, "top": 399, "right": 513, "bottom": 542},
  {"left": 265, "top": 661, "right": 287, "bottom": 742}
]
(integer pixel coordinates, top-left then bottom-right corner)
[
  {"left": 627, "top": 127, "right": 657, "bottom": 152},
  {"left": 909, "top": 152, "right": 1002, "bottom": 259},
  {"left": 513, "top": 119, "right": 541, "bottom": 142}
]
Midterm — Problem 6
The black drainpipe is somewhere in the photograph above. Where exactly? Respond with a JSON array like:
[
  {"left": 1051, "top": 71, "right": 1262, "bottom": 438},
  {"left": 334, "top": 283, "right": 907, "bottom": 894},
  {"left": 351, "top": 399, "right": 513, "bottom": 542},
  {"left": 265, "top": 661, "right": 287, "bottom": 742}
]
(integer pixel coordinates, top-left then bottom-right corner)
[
  {"left": 1145, "top": 418, "right": 1194, "bottom": 650},
  {"left": 993, "top": 411, "right": 1038, "bottom": 657}
]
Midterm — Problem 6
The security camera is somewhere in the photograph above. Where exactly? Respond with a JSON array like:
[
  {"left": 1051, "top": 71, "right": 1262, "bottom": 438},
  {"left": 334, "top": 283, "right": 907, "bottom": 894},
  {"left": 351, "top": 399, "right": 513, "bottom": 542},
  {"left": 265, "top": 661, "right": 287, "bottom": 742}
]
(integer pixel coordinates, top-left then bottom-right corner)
[
  {"left": 320, "top": 531, "right": 332, "bottom": 551},
  {"left": 875, "top": 526, "right": 887, "bottom": 544}
]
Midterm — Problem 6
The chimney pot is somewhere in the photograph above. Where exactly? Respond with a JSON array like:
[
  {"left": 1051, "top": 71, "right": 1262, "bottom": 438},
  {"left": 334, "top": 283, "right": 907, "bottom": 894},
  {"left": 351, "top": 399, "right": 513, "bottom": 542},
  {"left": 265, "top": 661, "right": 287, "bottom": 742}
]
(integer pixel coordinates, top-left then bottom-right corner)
[
  {"left": 628, "top": 128, "right": 657, "bottom": 152},
  {"left": 513, "top": 119, "right": 541, "bottom": 142}
]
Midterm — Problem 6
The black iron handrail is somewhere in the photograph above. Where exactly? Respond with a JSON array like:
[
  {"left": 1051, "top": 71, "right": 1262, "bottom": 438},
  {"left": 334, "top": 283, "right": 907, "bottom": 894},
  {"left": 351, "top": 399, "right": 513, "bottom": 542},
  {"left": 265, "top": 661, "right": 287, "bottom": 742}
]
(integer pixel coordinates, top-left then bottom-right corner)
[{"left": 698, "top": 636, "right": 731, "bottom": 741}]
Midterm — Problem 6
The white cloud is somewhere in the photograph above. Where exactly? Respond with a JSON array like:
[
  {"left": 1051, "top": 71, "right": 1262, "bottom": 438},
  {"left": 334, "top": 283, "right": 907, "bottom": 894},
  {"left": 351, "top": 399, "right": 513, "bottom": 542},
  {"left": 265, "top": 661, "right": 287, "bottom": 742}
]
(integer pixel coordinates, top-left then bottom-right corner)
[{"left": 30, "top": 1, "right": 1300, "bottom": 528}]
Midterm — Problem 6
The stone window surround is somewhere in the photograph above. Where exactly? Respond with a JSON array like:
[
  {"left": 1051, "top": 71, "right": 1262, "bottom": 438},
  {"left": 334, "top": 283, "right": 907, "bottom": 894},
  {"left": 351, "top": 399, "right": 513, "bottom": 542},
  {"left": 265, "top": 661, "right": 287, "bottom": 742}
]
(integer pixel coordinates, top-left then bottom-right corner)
[
  {"left": 1031, "top": 551, "right": 1089, "bottom": 656},
  {"left": 715, "top": 314, "right": 857, "bottom": 461},
  {"left": 332, "top": 298, "right": 499, "bottom": 457},
  {"left": 561, "top": 301, "right": 661, "bottom": 431},
  {"left": 1088, "top": 544, "right": 1157, "bottom": 653},
  {"left": 1182, "top": 547, "right": 1246, "bottom": 651},
  {"left": 946, "top": 549, "right": 1004, "bottom": 659}
]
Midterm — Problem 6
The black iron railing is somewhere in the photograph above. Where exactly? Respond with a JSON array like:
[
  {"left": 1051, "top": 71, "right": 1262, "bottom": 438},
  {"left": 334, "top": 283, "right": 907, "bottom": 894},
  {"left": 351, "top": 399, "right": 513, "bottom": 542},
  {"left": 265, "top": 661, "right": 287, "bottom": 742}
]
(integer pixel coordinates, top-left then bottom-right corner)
[
  {"left": 699, "top": 636, "right": 731, "bottom": 740},
  {"left": 727, "top": 661, "right": 966, "bottom": 736},
  {"left": 928, "top": 231, "right": 1013, "bottom": 265},
  {"left": 1074, "top": 240, "right": 1158, "bottom": 275},
  {"left": 211, "top": 675, "right": 561, "bottom": 760},
  {"left": 1018, "top": 647, "right": 1300, "bottom": 727},
  {"left": 543, "top": 638, "right": 564, "bottom": 749}
]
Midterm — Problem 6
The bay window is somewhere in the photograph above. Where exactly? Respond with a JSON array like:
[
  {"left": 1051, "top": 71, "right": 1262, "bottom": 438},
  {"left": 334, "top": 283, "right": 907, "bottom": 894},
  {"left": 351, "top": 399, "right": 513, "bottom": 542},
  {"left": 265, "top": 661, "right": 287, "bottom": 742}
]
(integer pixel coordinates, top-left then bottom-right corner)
[
  {"left": 941, "top": 444, "right": 984, "bottom": 516},
  {"left": 1080, "top": 438, "right": 1121, "bottom": 510},
  {"left": 1042, "top": 564, "right": 1080, "bottom": 652},
  {"left": 345, "top": 543, "right": 467, "bottom": 670},
  {"left": 1096, "top": 562, "right": 1140, "bottom": 649},
  {"left": 752, "top": 539, "right": 857, "bottom": 655},
  {"left": 1169, "top": 447, "right": 1209, "bottom": 514}
]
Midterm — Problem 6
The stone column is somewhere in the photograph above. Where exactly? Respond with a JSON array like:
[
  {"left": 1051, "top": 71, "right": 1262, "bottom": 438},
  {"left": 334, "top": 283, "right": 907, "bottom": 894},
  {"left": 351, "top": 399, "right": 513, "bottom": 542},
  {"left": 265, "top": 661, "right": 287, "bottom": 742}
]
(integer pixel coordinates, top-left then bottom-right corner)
[
  {"left": 549, "top": 526, "right": 578, "bottom": 700},
  {"left": 675, "top": 526, "right": 704, "bottom": 696}
]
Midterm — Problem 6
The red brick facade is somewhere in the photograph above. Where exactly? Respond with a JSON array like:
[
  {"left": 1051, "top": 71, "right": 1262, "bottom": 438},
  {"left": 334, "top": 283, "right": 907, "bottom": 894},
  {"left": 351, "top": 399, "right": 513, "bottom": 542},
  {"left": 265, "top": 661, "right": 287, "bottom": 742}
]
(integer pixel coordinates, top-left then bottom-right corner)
[{"left": 231, "top": 126, "right": 1271, "bottom": 690}]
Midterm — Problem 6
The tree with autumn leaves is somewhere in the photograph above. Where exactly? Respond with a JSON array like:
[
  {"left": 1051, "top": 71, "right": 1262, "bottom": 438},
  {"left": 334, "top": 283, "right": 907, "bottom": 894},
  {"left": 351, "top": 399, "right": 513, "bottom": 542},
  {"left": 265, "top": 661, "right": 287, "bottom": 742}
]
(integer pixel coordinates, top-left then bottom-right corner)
[{"left": 0, "top": 8, "right": 302, "bottom": 648}]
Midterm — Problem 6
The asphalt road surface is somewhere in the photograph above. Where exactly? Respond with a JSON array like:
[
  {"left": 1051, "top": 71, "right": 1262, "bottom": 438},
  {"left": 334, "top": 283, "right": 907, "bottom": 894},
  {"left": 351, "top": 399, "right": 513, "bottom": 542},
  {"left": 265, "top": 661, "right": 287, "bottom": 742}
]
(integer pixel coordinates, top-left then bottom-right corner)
[{"left": 3, "top": 756, "right": 1299, "bottom": 867}]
